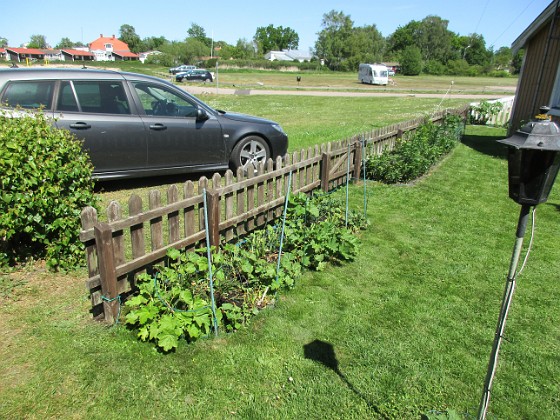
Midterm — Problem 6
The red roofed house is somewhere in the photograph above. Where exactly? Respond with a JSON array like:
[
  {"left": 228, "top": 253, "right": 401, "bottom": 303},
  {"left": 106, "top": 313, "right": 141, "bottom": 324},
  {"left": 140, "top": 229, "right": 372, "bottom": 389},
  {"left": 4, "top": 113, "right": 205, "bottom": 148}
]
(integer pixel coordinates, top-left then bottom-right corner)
[
  {"left": 61, "top": 49, "right": 95, "bottom": 62},
  {"left": 5, "top": 47, "right": 47, "bottom": 62},
  {"left": 89, "top": 34, "right": 139, "bottom": 61}
]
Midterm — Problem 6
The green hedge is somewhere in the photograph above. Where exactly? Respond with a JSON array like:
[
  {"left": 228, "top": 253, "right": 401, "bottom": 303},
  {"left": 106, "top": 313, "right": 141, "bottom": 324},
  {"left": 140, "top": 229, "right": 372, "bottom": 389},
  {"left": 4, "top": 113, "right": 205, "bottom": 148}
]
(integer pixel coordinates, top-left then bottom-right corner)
[
  {"left": 0, "top": 110, "right": 98, "bottom": 269},
  {"left": 366, "top": 115, "right": 463, "bottom": 184}
]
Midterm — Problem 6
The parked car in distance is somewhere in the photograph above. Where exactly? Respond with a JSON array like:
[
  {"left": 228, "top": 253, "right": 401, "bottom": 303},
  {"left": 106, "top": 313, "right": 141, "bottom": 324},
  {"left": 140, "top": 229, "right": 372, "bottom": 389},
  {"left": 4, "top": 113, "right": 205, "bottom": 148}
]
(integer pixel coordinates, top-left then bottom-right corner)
[
  {"left": 176, "top": 69, "right": 213, "bottom": 82},
  {"left": 169, "top": 64, "right": 196, "bottom": 74},
  {"left": 0, "top": 68, "right": 288, "bottom": 180}
]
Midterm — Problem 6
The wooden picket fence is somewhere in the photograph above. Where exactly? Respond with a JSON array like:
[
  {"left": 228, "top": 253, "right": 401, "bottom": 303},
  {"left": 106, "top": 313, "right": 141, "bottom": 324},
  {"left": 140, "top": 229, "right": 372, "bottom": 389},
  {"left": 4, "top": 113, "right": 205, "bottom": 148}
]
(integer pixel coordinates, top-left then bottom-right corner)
[{"left": 80, "top": 106, "right": 469, "bottom": 322}]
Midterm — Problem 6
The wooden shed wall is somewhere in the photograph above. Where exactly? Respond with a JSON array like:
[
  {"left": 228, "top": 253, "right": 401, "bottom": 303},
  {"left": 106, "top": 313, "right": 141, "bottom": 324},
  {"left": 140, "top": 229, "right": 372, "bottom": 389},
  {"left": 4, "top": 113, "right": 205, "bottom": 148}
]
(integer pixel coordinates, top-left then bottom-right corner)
[{"left": 510, "top": 12, "right": 560, "bottom": 132}]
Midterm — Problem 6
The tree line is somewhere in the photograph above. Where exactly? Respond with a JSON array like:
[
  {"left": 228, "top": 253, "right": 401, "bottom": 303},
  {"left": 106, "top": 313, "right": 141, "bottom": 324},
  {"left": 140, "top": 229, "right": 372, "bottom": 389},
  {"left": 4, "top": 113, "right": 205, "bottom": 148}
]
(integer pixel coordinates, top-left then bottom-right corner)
[{"left": 0, "top": 9, "right": 521, "bottom": 76}]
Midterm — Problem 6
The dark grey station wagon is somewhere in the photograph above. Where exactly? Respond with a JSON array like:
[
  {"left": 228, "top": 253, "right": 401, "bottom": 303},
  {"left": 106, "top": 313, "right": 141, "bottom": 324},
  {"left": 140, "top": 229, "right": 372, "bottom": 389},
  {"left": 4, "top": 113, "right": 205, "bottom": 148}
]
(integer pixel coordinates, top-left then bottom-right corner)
[{"left": 0, "top": 68, "right": 288, "bottom": 180}]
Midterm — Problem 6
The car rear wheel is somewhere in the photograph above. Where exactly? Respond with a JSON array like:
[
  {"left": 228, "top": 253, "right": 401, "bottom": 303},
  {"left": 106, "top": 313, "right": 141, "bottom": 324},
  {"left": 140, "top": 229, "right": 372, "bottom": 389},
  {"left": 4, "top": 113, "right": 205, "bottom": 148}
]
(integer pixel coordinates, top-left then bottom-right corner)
[{"left": 230, "top": 136, "right": 270, "bottom": 172}]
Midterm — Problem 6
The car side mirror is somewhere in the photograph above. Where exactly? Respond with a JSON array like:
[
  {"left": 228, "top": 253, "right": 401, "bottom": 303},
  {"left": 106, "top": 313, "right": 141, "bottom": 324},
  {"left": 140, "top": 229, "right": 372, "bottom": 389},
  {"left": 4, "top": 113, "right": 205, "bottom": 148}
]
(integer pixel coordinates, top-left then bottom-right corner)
[{"left": 196, "top": 108, "right": 209, "bottom": 122}]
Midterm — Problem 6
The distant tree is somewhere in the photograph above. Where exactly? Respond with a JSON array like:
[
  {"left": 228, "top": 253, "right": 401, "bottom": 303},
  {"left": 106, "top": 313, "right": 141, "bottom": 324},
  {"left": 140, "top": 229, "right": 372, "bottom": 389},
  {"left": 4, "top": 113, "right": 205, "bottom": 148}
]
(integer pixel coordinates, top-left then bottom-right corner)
[
  {"left": 387, "top": 20, "right": 421, "bottom": 53},
  {"left": 55, "top": 37, "right": 75, "bottom": 49},
  {"left": 233, "top": 38, "right": 255, "bottom": 59},
  {"left": 183, "top": 38, "right": 208, "bottom": 64},
  {"left": 28, "top": 34, "right": 47, "bottom": 49},
  {"left": 0, "top": 37, "right": 8, "bottom": 47},
  {"left": 424, "top": 59, "right": 446, "bottom": 75},
  {"left": 400, "top": 46, "right": 423, "bottom": 75},
  {"left": 511, "top": 48, "right": 524, "bottom": 74},
  {"left": 187, "top": 23, "right": 212, "bottom": 47},
  {"left": 207, "top": 41, "right": 232, "bottom": 60},
  {"left": 387, "top": 16, "right": 454, "bottom": 64},
  {"left": 314, "top": 10, "right": 355, "bottom": 70},
  {"left": 316, "top": 10, "right": 386, "bottom": 71},
  {"left": 461, "top": 33, "right": 492, "bottom": 66},
  {"left": 119, "top": 24, "right": 142, "bottom": 52},
  {"left": 446, "top": 59, "right": 471, "bottom": 76},
  {"left": 142, "top": 36, "right": 168, "bottom": 51},
  {"left": 494, "top": 46, "right": 513, "bottom": 71},
  {"left": 346, "top": 24, "right": 385, "bottom": 69},
  {"left": 253, "top": 24, "right": 299, "bottom": 55},
  {"left": 417, "top": 16, "right": 453, "bottom": 63}
]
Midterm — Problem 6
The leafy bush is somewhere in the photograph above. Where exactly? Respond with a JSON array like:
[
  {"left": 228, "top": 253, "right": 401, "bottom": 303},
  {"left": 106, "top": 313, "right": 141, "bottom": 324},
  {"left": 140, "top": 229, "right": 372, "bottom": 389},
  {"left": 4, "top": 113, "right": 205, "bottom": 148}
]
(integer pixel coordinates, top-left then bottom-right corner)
[
  {"left": 0, "top": 110, "right": 97, "bottom": 269},
  {"left": 365, "top": 115, "right": 463, "bottom": 184},
  {"left": 400, "top": 46, "right": 423, "bottom": 75},
  {"left": 424, "top": 60, "right": 446, "bottom": 76},
  {"left": 124, "top": 192, "right": 366, "bottom": 351},
  {"left": 469, "top": 100, "right": 504, "bottom": 125},
  {"left": 488, "top": 70, "right": 511, "bottom": 78}
]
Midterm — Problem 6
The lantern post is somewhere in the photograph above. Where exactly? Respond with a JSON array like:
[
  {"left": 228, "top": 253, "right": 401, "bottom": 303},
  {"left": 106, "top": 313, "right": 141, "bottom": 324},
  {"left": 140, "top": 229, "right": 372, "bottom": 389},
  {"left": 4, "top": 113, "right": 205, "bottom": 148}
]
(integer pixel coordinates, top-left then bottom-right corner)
[{"left": 477, "top": 120, "right": 560, "bottom": 419}]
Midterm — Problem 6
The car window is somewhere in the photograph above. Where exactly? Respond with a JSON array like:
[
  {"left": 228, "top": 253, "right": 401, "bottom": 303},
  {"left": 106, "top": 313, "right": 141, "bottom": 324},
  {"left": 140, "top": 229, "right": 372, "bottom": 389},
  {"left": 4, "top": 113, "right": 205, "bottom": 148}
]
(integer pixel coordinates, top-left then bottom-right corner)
[
  {"left": 132, "top": 82, "right": 197, "bottom": 117},
  {"left": 1, "top": 81, "right": 54, "bottom": 109},
  {"left": 56, "top": 81, "right": 79, "bottom": 112},
  {"left": 72, "top": 81, "right": 131, "bottom": 114}
]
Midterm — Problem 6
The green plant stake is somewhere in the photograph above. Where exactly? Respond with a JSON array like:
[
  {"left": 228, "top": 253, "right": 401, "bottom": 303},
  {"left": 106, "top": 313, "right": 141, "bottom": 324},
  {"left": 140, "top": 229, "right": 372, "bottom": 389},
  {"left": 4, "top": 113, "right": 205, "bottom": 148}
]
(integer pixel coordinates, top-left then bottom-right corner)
[{"left": 345, "top": 143, "right": 351, "bottom": 228}]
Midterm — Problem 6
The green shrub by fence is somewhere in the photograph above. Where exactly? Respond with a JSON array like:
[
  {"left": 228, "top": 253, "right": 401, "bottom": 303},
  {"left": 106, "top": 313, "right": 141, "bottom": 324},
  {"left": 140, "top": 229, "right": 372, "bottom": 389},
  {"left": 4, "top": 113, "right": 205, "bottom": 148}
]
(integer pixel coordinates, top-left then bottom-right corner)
[
  {"left": 0, "top": 110, "right": 98, "bottom": 269},
  {"left": 365, "top": 115, "right": 464, "bottom": 184}
]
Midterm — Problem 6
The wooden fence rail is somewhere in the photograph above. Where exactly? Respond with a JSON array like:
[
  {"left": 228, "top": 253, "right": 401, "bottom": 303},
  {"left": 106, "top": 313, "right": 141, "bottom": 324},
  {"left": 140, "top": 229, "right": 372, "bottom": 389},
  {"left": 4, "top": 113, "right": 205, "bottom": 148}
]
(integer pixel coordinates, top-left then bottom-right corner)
[{"left": 80, "top": 106, "right": 469, "bottom": 321}]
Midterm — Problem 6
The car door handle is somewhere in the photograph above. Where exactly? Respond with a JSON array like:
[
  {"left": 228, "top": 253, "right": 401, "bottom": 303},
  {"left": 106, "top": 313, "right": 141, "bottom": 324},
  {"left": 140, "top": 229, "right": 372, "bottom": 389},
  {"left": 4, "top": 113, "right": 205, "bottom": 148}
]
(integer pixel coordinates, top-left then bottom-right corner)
[
  {"left": 69, "top": 122, "right": 91, "bottom": 129},
  {"left": 149, "top": 123, "right": 167, "bottom": 131}
]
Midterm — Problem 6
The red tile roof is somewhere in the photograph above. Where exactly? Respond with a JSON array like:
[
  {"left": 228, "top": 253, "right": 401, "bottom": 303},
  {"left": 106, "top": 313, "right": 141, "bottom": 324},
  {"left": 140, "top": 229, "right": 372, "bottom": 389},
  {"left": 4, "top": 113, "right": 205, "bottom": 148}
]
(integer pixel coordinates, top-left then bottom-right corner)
[
  {"left": 6, "top": 47, "right": 47, "bottom": 55},
  {"left": 89, "top": 35, "right": 130, "bottom": 51},
  {"left": 61, "top": 49, "right": 95, "bottom": 57},
  {"left": 113, "top": 51, "right": 139, "bottom": 58}
]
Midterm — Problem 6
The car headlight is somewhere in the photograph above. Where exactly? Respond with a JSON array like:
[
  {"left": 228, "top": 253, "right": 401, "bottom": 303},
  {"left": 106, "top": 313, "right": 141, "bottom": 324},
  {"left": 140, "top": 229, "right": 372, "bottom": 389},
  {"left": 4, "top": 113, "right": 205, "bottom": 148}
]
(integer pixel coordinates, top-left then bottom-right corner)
[{"left": 272, "top": 124, "right": 286, "bottom": 135}]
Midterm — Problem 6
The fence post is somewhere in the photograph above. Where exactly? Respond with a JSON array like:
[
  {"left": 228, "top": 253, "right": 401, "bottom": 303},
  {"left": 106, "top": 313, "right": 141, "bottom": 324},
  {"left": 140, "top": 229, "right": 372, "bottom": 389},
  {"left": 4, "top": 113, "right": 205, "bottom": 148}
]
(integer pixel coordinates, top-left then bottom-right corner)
[
  {"left": 206, "top": 189, "right": 221, "bottom": 248},
  {"left": 320, "top": 152, "right": 330, "bottom": 192},
  {"left": 94, "top": 222, "right": 119, "bottom": 324}
]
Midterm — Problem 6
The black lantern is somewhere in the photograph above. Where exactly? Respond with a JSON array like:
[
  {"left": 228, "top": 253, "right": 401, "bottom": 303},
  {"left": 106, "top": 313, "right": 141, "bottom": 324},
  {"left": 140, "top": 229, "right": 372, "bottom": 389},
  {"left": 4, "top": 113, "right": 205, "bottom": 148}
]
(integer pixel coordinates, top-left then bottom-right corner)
[{"left": 498, "top": 120, "right": 560, "bottom": 205}]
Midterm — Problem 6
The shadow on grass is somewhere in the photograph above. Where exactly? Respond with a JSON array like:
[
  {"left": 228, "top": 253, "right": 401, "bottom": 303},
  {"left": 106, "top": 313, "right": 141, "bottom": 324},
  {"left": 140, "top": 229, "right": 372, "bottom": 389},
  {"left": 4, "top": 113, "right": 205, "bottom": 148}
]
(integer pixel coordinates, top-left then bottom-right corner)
[
  {"left": 461, "top": 129, "right": 508, "bottom": 159},
  {"left": 93, "top": 171, "right": 221, "bottom": 193},
  {"left": 303, "top": 339, "right": 382, "bottom": 416},
  {"left": 547, "top": 202, "right": 560, "bottom": 214}
]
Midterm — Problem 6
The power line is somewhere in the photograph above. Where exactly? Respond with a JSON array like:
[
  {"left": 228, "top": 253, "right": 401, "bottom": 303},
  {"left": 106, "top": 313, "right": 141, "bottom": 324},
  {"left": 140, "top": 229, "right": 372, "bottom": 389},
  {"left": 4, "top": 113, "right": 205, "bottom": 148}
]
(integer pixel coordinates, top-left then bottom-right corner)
[
  {"left": 490, "top": 0, "right": 540, "bottom": 48},
  {"left": 474, "top": 0, "right": 491, "bottom": 34}
]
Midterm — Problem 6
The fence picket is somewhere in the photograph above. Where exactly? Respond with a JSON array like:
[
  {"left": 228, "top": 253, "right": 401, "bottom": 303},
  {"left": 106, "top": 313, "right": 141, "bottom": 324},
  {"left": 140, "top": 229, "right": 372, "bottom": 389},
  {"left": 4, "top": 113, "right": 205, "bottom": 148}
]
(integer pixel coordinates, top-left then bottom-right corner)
[
  {"left": 167, "top": 185, "right": 180, "bottom": 245},
  {"left": 80, "top": 206, "right": 98, "bottom": 279},
  {"left": 225, "top": 170, "right": 235, "bottom": 242},
  {"left": 149, "top": 190, "right": 163, "bottom": 251}
]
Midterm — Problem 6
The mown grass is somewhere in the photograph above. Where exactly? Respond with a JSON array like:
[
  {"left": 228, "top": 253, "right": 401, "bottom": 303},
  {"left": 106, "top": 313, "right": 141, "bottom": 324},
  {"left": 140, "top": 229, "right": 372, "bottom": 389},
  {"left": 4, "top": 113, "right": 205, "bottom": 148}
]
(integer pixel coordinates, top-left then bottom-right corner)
[
  {"left": 202, "top": 94, "right": 471, "bottom": 151},
  {"left": 1, "top": 125, "right": 559, "bottom": 419}
]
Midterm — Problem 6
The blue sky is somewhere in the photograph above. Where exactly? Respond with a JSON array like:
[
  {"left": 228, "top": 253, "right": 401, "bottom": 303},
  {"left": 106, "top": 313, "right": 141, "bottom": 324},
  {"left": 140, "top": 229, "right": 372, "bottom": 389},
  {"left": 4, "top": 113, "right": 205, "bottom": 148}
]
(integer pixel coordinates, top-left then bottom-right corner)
[{"left": 2, "top": 0, "right": 552, "bottom": 51}]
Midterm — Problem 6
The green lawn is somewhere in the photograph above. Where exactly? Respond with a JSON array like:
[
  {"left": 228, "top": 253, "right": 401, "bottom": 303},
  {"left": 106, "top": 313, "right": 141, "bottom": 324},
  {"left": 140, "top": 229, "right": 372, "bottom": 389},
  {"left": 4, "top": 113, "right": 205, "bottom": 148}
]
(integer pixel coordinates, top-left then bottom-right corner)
[
  {"left": 2, "top": 125, "right": 559, "bottom": 419},
  {"left": 202, "top": 94, "right": 471, "bottom": 151}
]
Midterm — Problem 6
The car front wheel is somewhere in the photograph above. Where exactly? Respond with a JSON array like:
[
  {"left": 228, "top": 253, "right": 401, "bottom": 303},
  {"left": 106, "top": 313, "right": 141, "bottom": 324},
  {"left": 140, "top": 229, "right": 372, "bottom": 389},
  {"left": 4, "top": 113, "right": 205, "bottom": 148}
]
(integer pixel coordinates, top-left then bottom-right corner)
[{"left": 230, "top": 136, "right": 270, "bottom": 172}]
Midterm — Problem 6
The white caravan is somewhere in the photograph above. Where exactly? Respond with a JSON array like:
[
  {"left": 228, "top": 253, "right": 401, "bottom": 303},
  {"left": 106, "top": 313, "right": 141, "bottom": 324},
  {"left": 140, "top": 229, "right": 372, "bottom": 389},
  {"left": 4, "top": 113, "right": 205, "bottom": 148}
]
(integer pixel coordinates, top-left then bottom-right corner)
[{"left": 358, "top": 63, "right": 389, "bottom": 85}]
